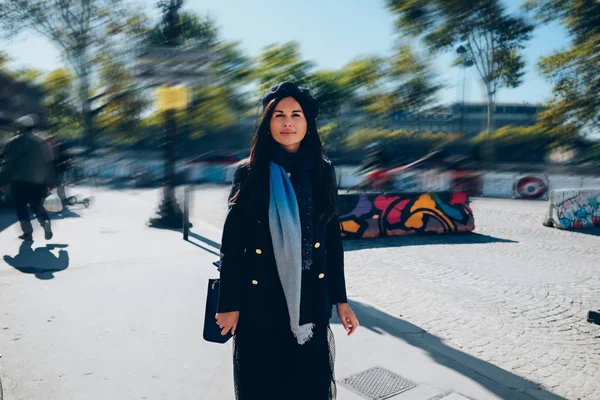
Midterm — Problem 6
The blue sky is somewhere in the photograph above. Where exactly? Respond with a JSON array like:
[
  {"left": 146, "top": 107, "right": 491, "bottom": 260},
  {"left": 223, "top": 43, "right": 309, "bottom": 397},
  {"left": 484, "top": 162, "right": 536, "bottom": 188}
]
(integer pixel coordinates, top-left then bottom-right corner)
[{"left": 1, "top": 0, "right": 570, "bottom": 106}]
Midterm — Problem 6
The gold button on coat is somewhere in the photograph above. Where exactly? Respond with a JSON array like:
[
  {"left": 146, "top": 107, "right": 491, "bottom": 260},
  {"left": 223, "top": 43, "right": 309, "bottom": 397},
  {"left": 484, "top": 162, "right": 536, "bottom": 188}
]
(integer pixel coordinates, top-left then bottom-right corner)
[
  {"left": 255, "top": 249, "right": 262, "bottom": 255},
  {"left": 252, "top": 280, "right": 259, "bottom": 285},
  {"left": 314, "top": 242, "right": 321, "bottom": 248},
  {"left": 318, "top": 273, "right": 325, "bottom": 279}
]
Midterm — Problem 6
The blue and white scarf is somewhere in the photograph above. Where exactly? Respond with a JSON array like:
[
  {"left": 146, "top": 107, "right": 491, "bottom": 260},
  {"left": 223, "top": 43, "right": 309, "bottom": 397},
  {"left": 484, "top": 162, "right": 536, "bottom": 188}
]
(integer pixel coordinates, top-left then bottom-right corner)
[{"left": 268, "top": 160, "right": 315, "bottom": 344}]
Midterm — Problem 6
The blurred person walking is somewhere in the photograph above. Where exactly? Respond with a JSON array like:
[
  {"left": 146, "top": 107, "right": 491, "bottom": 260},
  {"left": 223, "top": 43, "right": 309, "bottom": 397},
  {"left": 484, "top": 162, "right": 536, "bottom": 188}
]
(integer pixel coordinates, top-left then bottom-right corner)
[
  {"left": 47, "top": 134, "right": 71, "bottom": 206},
  {"left": 0, "top": 115, "right": 55, "bottom": 241},
  {"left": 358, "top": 142, "right": 387, "bottom": 173}
]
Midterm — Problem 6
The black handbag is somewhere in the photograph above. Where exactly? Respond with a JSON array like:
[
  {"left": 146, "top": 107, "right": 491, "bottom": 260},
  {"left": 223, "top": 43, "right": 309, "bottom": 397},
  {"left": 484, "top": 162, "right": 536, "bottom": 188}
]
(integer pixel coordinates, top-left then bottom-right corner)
[{"left": 203, "top": 261, "right": 233, "bottom": 344}]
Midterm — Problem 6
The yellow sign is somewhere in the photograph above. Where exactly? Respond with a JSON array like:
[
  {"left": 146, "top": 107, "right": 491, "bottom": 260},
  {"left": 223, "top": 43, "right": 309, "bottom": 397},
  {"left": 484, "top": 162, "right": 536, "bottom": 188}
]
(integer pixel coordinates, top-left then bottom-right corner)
[{"left": 155, "top": 86, "right": 189, "bottom": 111}]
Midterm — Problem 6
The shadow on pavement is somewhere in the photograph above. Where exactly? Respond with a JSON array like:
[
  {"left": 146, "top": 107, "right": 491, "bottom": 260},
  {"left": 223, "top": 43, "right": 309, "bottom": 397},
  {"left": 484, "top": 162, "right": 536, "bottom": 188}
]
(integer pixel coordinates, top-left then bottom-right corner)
[
  {"left": 48, "top": 207, "right": 81, "bottom": 220},
  {"left": 343, "top": 232, "right": 517, "bottom": 251},
  {"left": 1, "top": 206, "right": 80, "bottom": 234},
  {"left": 186, "top": 239, "right": 221, "bottom": 257},
  {"left": 3, "top": 241, "right": 70, "bottom": 280},
  {"left": 189, "top": 231, "right": 221, "bottom": 251},
  {"left": 567, "top": 228, "right": 600, "bottom": 237},
  {"left": 184, "top": 231, "right": 221, "bottom": 257},
  {"left": 331, "top": 300, "right": 565, "bottom": 400}
]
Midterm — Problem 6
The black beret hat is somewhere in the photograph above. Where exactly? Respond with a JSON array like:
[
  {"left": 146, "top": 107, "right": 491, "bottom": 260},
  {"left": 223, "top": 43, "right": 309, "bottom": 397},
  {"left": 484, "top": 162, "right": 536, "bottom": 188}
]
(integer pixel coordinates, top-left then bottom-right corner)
[{"left": 261, "top": 81, "right": 319, "bottom": 119}]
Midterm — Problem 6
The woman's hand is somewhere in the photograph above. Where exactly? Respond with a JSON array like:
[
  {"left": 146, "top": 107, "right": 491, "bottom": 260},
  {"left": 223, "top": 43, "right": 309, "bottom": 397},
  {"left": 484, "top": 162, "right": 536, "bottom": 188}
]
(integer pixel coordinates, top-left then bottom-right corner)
[
  {"left": 336, "top": 303, "right": 359, "bottom": 336},
  {"left": 215, "top": 311, "right": 240, "bottom": 336}
]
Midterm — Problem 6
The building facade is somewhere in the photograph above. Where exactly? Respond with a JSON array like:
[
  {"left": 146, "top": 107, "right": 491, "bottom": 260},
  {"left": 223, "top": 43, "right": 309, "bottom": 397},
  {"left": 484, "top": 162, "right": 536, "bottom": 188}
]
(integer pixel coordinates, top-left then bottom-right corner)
[{"left": 389, "top": 102, "right": 540, "bottom": 135}]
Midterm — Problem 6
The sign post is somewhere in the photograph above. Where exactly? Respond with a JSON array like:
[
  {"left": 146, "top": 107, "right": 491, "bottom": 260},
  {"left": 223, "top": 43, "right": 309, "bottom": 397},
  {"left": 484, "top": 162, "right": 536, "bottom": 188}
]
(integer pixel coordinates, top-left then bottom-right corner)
[{"left": 139, "top": 0, "right": 211, "bottom": 230}]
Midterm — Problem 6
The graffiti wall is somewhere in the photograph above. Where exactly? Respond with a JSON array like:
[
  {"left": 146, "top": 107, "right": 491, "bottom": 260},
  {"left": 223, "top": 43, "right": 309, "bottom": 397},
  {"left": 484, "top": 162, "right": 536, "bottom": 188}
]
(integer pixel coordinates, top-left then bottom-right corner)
[
  {"left": 544, "top": 190, "right": 600, "bottom": 230},
  {"left": 338, "top": 191, "right": 475, "bottom": 239},
  {"left": 513, "top": 175, "right": 549, "bottom": 200}
]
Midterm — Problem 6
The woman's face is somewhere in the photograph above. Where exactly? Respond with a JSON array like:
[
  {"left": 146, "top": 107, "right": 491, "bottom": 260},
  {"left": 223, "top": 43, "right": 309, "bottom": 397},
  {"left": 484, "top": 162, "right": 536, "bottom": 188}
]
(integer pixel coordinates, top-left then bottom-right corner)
[{"left": 269, "top": 96, "right": 308, "bottom": 153}]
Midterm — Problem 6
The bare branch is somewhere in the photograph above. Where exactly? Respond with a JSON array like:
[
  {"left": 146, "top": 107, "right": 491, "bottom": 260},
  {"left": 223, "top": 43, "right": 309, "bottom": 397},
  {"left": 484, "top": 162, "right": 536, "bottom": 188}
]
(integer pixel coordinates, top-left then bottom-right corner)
[
  {"left": 488, "top": 30, "right": 500, "bottom": 95},
  {"left": 468, "top": 31, "right": 488, "bottom": 88},
  {"left": 482, "top": 29, "right": 493, "bottom": 85}
]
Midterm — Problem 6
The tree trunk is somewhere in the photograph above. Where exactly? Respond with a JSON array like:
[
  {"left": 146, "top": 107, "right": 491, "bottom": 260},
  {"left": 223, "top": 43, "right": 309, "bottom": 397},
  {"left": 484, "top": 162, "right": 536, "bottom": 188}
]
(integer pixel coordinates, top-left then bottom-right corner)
[
  {"left": 486, "top": 92, "right": 495, "bottom": 133},
  {"left": 79, "top": 72, "right": 94, "bottom": 152},
  {"left": 485, "top": 90, "right": 495, "bottom": 166},
  {"left": 163, "top": 109, "right": 176, "bottom": 202}
]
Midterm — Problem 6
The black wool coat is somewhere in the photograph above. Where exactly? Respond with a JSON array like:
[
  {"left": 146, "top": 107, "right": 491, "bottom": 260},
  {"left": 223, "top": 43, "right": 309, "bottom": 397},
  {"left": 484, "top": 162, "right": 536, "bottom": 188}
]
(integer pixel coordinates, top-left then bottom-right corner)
[{"left": 216, "top": 160, "right": 348, "bottom": 327}]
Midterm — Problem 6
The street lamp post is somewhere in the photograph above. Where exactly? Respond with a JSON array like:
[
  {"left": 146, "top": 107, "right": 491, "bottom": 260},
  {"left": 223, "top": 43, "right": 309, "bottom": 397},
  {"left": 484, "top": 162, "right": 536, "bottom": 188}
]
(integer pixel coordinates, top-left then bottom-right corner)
[
  {"left": 456, "top": 45, "right": 474, "bottom": 135},
  {"left": 148, "top": 0, "right": 185, "bottom": 229}
]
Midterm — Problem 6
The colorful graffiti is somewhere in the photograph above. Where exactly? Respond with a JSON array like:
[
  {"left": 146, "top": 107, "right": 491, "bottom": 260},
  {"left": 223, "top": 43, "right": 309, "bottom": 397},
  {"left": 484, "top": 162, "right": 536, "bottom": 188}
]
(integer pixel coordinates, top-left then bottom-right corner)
[
  {"left": 514, "top": 176, "right": 549, "bottom": 200},
  {"left": 545, "top": 190, "right": 600, "bottom": 229},
  {"left": 338, "top": 192, "right": 475, "bottom": 239}
]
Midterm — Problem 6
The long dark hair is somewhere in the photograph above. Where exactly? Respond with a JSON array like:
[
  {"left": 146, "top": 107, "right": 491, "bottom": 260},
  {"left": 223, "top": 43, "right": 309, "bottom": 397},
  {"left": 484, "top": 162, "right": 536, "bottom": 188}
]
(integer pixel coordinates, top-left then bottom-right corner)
[{"left": 232, "top": 96, "right": 338, "bottom": 222}]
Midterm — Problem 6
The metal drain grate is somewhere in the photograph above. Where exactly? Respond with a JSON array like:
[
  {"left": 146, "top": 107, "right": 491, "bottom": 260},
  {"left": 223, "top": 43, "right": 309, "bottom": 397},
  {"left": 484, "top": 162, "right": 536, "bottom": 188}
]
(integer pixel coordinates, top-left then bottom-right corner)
[
  {"left": 338, "top": 366, "right": 417, "bottom": 400},
  {"left": 428, "top": 391, "right": 455, "bottom": 400},
  {"left": 428, "top": 390, "right": 479, "bottom": 400}
]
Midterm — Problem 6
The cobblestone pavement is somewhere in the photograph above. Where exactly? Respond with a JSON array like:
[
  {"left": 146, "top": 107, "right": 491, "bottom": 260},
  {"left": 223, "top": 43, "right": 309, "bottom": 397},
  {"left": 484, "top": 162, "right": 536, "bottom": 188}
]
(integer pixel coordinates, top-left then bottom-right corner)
[{"left": 143, "top": 186, "right": 600, "bottom": 399}]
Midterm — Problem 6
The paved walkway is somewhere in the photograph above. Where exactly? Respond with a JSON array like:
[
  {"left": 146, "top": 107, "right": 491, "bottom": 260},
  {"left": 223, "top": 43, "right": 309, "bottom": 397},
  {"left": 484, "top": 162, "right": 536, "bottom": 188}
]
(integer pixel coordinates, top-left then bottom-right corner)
[
  {"left": 170, "top": 185, "right": 600, "bottom": 399},
  {"left": 0, "top": 186, "right": 585, "bottom": 399}
]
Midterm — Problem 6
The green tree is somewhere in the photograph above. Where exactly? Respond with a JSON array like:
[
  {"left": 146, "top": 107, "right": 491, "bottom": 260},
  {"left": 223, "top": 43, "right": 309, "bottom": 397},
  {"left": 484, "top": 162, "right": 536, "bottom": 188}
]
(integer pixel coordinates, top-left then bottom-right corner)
[
  {"left": 343, "top": 128, "right": 392, "bottom": 150},
  {"left": 386, "top": 0, "right": 533, "bottom": 137},
  {"left": 0, "top": 51, "right": 10, "bottom": 70},
  {"left": 318, "top": 122, "right": 348, "bottom": 152},
  {"left": 344, "top": 127, "right": 462, "bottom": 161},
  {"left": 328, "top": 49, "right": 441, "bottom": 132},
  {"left": 142, "top": 11, "right": 253, "bottom": 145},
  {"left": 0, "top": 61, "right": 82, "bottom": 140},
  {"left": 43, "top": 69, "right": 81, "bottom": 139},
  {"left": 11, "top": 67, "right": 45, "bottom": 84},
  {"left": 387, "top": 44, "right": 443, "bottom": 130},
  {"left": 186, "top": 86, "right": 237, "bottom": 139},
  {"left": 253, "top": 42, "right": 315, "bottom": 94},
  {"left": 339, "top": 56, "right": 387, "bottom": 123},
  {"left": 145, "top": 11, "right": 218, "bottom": 50},
  {"left": 471, "top": 125, "right": 554, "bottom": 163},
  {"left": 307, "top": 70, "right": 354, "bottom": 122},
  {"left": 95, "top": 58, "right": 150, "bottom": 145},
  {"left": 523, "top": 0, "right": 600, "bottom": 138},
  {"left": 0, "top": 0, "right": 146, "bottom": 150}
]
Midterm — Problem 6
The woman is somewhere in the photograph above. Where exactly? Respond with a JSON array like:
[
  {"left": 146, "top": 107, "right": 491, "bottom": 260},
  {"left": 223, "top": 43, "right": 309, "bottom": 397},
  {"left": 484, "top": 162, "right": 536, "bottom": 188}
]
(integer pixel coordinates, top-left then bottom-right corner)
[{"left": 216, "top": 81, "right": 359, "bottom": 400}]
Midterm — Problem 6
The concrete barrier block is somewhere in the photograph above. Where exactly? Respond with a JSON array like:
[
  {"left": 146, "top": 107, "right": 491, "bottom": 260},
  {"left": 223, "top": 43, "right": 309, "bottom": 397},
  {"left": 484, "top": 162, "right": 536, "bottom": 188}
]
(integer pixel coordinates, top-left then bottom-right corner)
[
  {"left": 393, "top": 171, "right": 423, "bottom": 192},
  {"left": 83, "top": 163, "right": 99, "bottom": 177},
  {"left": 338, "top": 191, "right": 475, "bottom": 239},
  {"left": 98, "top": 164, "right": 116, "bottom": 178},
  {"left": 419, "top": 169, "right": 451, "bottom": 192},
  {"left": 224, "top": 165, "right": 237, "bottom": 183},
  {"left": 130, "top": 161, "right": 147, "bottom": 176},
  {"left": 482, "top": 172, "right": 516, "bottom": 198},
  {"left": 548, "top": 175, "right": 584, "bottom": 191},
  {"left": 196, "top": 163, "right": 226, "bottom": 183},
  {"left": 582, "top": 177, "right": 600, "bottom": 189},
  {"left": 114, "top": 161, "right": 133, "bottom": 179},
  {"left": 437, "top": 172, "right": 452, "bottom": 191},
  {"left": 187, "top": 164, "right": 204, "bottom": 183},
  {"left": 513, "top": 174, "right": 549, "bottom": 200},
  {"left": 147, "top": 161, "right": 164, "bottom": 180},
  {"left": 175, "top": 162, "right": 187, "bottom": 174},
  {"left": 448, "top": 171, "right": 483, "bottom": 197},
  {"left": 337, "top": 165, "right": 363, "bottom": 189},
  {"left": 544, "top": 189, "right": 600, "bottom": 229}
]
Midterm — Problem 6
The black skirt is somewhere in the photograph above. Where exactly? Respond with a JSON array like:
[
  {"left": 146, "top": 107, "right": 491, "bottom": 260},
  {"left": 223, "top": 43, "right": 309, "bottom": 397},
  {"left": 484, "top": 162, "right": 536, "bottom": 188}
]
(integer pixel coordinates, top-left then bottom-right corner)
[{"left": 232, "top": 320, "right": 336, "bottom": 400}]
